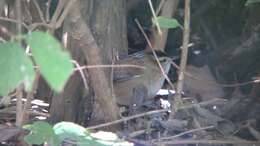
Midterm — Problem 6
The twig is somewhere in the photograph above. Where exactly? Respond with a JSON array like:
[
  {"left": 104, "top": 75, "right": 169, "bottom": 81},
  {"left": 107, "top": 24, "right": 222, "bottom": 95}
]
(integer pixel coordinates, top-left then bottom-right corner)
[
  {"left": 74, "top": 64, "right": 146, "bottom": 70},
  {"left": 32, "top": 0, "right": 46, "bottom": 23},
  {"left": 0, "top": 17, "right": 29, "bottom": 30},
  {"left": 15, "top": 0, "right": 23, "bottom": 127},
  {"left": 148, "top": 0, "right": 162, "bottom": 36},
  {"left": 129, "top": 129, "right": 155, "bottom": 138},
  {"left": 153, "top": 139, "right": 260, "bottom": 145},
  {"left": 20, "top": 70, "right": 40, "bottom": 124},
  {"left": 86, "top": 109, "right": 168, "bottom": 130},
  {"left": 153, "top": 126, "right": 214, "bottom": 142},
  {"left": 71, "top": 60, "right": 88, "bottom": 90},
  {"left": 111, "top": 49, "right": 116, "bottom": 103},
  {"left": 172, "top": 0, "right": 190, "bottom": 113},
  {"left": 50, "top": 0, "right": 67, "bottom": 23},
  {"left": 155, "top": 0, "right": 165, "bottom": 16},
  {"left": 46, "top": 0, "right": 51, "bottom": 22},
  {"left": 28, "top": 22, "right": 52, "bottom": 31},
  {"left": 55, "top": 0, "right": 76, "bottom": 29},
  {"left": 248, "top": 125, "right": 260, "bottom": 140},
  {"left": 0, "top": 109, "right": 50, "bottom": 117},
  {"left": 15, "top": 86, "right": 23, "bottom": 127},
  {"left": 179, "top": 98, "right": 227, "bottom": 110},
  {"left": 0, "top": 16, "right": 51, "bottom": 31},
  {"left": 135, "top": 19, "right": 175, "bottom": 91},
  {"left": 0, "top": 16, "right": 56, "bottom": 32}
]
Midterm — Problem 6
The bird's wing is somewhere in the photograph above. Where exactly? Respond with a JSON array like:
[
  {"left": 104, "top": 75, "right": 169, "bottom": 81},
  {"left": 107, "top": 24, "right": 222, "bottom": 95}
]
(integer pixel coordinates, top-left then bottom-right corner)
[{"left": 113, "top": 57, "right": 145, "bottom": 82}]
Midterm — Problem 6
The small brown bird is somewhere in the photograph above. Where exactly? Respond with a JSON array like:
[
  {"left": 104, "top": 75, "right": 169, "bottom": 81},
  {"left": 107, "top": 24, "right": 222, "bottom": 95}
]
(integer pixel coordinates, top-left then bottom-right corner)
[{"left": 113, "top": 51, "right": 172, "bottom": 106}]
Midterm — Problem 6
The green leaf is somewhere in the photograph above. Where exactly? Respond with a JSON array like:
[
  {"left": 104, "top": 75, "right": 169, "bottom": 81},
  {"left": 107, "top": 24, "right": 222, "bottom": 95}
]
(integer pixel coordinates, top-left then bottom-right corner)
[
  {"left": 245, "top": 0, "right": 260, "bottom": 6},
  {"left": 153, "top": 16, "right": 181, "bottom": 29},
  {"left": 25, "top": 31, "right": 73, "bottom": 92},
  {"left": 53, "top": 122, "right": 133, "bottom": 146},
  {"left": 23, "top": 121, "right": 57, "bottom": 145},
  {"left": 0, "top": 42, "right": 35, "bottom": 96},
  {"left": 53, "top": 122, "right": 97, "bottom": 146},
  {"left": 53, "top": 122, "right": 90, "bottom": 140}
]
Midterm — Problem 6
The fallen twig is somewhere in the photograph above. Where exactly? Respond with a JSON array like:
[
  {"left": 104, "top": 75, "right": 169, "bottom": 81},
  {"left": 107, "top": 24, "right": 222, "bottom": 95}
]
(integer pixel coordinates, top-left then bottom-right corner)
[
  {"left": 153, "top": 139, "right": 260, "bottom": 145},
  {"left": 153, "top": 125, "right": 214, "bottom": 142},
  {"left": 86, "top": 109, "right": 168, "bottom": 130}
]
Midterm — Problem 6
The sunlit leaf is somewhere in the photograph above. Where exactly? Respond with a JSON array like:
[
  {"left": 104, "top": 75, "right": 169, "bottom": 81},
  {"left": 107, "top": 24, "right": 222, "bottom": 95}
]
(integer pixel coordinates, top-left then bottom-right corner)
[
  {"left": 0, "top": 42, "right": 35, "bottom": 96},
  {"left": 153, "top": 16, "right": 181, "bottom": 29},
  {"left": 53, "top": 122, "right": 133, "bottom": 146},
  {"left": 24, "top": 121, "right": 133, "bottom": 146},
  {"left": 25, "top": 31, "right": 73, "bottom": 92},
  {"left": 53, "top": 122, "right": 96, "bottom": 146}
]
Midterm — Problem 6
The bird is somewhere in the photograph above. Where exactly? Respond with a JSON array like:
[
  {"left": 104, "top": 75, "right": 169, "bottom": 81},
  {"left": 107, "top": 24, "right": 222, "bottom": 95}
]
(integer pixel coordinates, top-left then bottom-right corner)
[{"left": 113, "top": 51, "right": 172, "bottom": 107}]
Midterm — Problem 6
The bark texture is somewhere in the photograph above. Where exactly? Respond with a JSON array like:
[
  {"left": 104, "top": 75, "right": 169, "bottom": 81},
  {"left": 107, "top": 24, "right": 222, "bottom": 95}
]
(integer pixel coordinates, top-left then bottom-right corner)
[
  {"left": 49, "top": 0, "right": 127, "bottom": 128},
  {"left": 81, "top": 0, "right": 128, "bottom": 58}
]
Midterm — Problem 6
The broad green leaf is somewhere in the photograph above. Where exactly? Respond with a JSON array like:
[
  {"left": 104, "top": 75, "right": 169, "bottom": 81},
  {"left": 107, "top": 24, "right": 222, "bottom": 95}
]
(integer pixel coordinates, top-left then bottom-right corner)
[
  {"left": 53, "top": 122, "right": 133, "bottom": 146},
  {"left": 53, "top": 122, "right": 90, "bottom": 140},
  {"left": 24, "top": 121, "right": 133, "bottom": 146},
  {"left": 245, "top": 0, "right": 260, "bottom": 6},
  {"left": 153, "top": 16, "right": 181, "bottom": 29},
  {"left": 25, "top": 31, "right": 73, "bottom": 92},
  {"left": 53, "top": 122, "right": 97, "bottom": 146},
  {"left": 0, "top": 42, "right": 35, "bottom": 96},
  {"left": 23, "top": 121, "right": 57, "bottom": 145}
]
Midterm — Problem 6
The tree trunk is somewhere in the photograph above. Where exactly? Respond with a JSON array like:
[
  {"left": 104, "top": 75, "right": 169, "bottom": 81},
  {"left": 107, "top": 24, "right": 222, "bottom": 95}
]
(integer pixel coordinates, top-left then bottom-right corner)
[
  {"left": 49, "top": 0, "right": 128, "bottom": 128},
  {"left": 81, "top": 0, "right": 128, "bottom": 59},
  {"left": 79, "top": 0, "right": 128, "bottom": 126}
]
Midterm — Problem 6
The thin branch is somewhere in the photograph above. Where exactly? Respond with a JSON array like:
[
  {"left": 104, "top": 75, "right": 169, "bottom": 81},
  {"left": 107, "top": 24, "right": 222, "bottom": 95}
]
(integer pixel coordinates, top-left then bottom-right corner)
[
  {"left": 0, "top": 16, "right": 53, "bottom": 31},
  {"left": 16, "top": 0, "right": 22, "bottom": 39},
  {"left": 0, "top": 109, "right": 50, "bottom": 117},
  {"left": 71, "top": 60, "right": 88, "bottom": 90},
  {"left": 248, "top": 125, "right": 260, "bottom": 140},
  {"left": 32, "top": 0, "right": 46, "bottom": 23},
  {"left": 172, "top": 0, "right": 190, "bottom": 112},
  {"left": 54, "top": 0, "right": 76, "bottom": 29},
  {"left": 0, "top": 16, "right": 29, "bottom": 30},
  {"left": 86, "top": 109, "right": 168, "bottom": 130},
  {"left": 148, "top": 0, "right": 162, "bottom": 35},
  {"left": 129, "top": 129, "right": 155, "bottom": 137},
  {"left": 111, "top": 50, "right": 116, "bottom": 103},
  {"left": 28, "top": 22, "right": 52, "bottom": 31},
  {"left": 15, "top": 86, "right": 23, "bottom": 127},
  {"left": 179, "top": 98, "right": 227, "bottom": 110},
  {"left": 50, "top": 0, "right": 67, "bottom": 23},
  {"left": 155, "top": 0, "right": 165, "bottom": 16},
  {"left": 20, "top": 70, "right": 40, "bottom": 124},
  {"left": 15, "top": 0, "right": 23, "bottom": 127},
  {"left": 135, "top": 19, "right": 175, "bottom": 91},
  {"left": 46, "top": 0, "right": 51, "bottom": 22},
  {"left": 153, "top": 126, "right": 214, "bottom": 142},
  {"left": 153, "top": 139, "right": 260, "bottom": 145},
  {"left": 74, "top": 64, "right": 146, "bottom": 70},
  {"left": 73, "top": 62, "right": 259, "bottom": 89}
]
